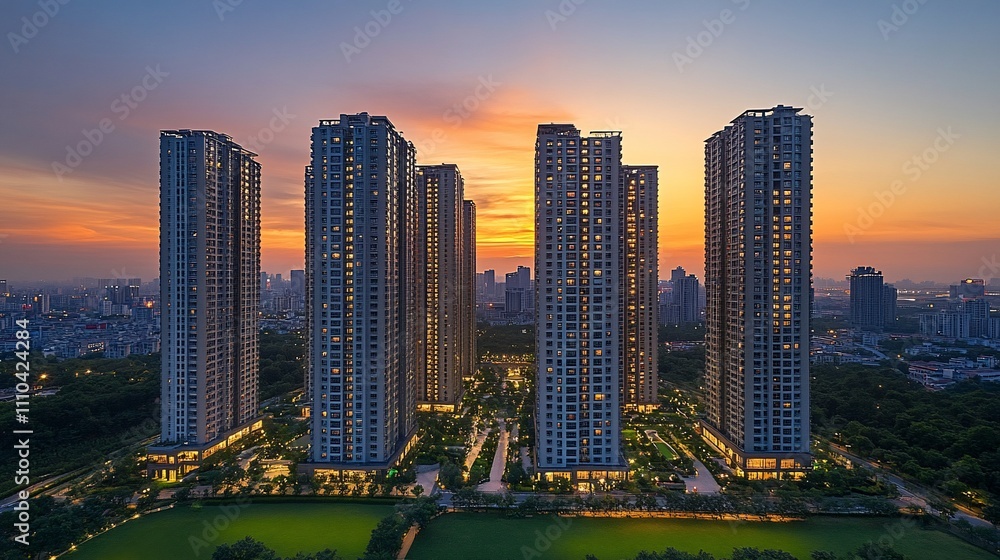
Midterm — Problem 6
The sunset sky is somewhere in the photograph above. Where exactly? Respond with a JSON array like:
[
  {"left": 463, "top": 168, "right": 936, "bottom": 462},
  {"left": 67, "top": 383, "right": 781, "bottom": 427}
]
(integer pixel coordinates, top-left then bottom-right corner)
[{"left": 1, "top": 0, "right": 998, "bottom": 284}]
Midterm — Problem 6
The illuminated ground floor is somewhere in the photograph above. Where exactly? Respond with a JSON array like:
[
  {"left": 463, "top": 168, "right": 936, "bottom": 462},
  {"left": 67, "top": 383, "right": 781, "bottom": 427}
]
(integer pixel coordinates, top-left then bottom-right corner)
[
  {"left": 698, "top": 420, "right": 810, "bottom": 480},
  {"left": 416, "top": 402, "right": 459, "bottom": 413},
  {"left": 535, "top": 465, "right": 630, "bottom": 492},
  {"left": 298, "top": 431, "right": 419, "bottom": 482},
  {"left": 146, "top": 418, "right": 265, "bottom": 481}
]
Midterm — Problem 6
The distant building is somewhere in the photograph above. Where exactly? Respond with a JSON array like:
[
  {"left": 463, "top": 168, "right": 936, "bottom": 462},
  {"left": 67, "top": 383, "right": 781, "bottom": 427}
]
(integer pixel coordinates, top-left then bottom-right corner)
[
  {"left": 848, "top": 266, "right": 896, "bottom": 331},
  {"left": 290, "top": 269, "right": 305, "bottom": 296},
  {"left": 950, "top": 278, "right": 985, "bottom": 300},
  {"left": 505, "top": 266, "right": 531, "bottom": 315},
  {"left": 920, "top": 297, "right": 995, "bottom": 340},
  {"left": 665, "top": 267, "right": 701, "bottom": 325},
  {"left": 100, "top": 278, "right": 141, "bottom": 306}
]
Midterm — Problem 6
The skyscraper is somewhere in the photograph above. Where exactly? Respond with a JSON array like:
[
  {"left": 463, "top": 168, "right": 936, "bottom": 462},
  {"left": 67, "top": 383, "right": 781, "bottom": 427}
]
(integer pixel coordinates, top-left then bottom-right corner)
[
  {"left": 462, "top": 199, "right": 477, "bottom": 381},
  {"left": 303, "top": 113, "right": 420, "bottom": 473},
  {"left": 848, "top": 266, "right": 895, "bottom": 331},
  {"left": 620, "top": 165, "right": 659, "bottom": 412},
  {"left": 505, "top": 266, "right": 531, "bottom": 315},
  {"left": 149, "top": 130, "right": 262, "bottom": 481},
  {"left": 416, "top": 164, "right": 465, "bottom": 411},
  {"left": 534, "top": 124, "right": 627, "bottom": 487},
  {"left": 666, "top": 268, "right": 701, "bottom": 325},
  {"left": 290, "top": 269, "right": 305, "bottom": 296},
  {"left": 481, "top": 269, "right": 497, "bottom": 301},
  {"left": 701, "top": 106, "right": 812, "bottom": 479}
]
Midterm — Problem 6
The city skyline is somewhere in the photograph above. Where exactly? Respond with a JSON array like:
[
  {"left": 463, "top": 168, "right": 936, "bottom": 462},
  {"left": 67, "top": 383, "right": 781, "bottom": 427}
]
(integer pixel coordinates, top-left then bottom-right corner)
[{"left": 2, "top": 1, "right": 999, "bottom": 283}]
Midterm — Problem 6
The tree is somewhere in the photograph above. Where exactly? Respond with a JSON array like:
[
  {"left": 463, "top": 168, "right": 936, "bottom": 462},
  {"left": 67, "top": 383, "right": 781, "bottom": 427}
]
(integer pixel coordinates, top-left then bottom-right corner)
[
  {"left": 411, "top": 484, "right": 424, "bottom": 498},
  {"left": 211, "top": 537, "right": 280, "bottom": 560},
  {"left": 983, "top": 501, "right": 1000, "bottom": 526},
  {"left": 729, "top": 549, "right": 797, "bottom": 560},
  {"left": 852, "top": 543, "right": 907, "bottom": 560}
]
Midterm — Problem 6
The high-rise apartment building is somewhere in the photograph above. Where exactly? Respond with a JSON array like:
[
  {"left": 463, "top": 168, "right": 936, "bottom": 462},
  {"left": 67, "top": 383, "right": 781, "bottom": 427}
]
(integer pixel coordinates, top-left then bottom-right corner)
[
  {"left": 149, "top": 130, "right": 262, "bottom": 481},
  {"left": 303, "top": 113, "right": 420, "bottom": 473},
  {"left": 536, "top": 123, "right": 657, "bottom": 487},
  {"left": 290, "top": 269, "right": 305, "bottom": 296},
  {"left": 416, "top": 164, "right": 466, "bottom": 411},
  {"left": 848, "top": 266, "right": 896, "bottom": 331},
  {"left": 505, "top": 266, "right": 531, "bottom": 315},
  {"left": 100, "top": 278, "right": 141, "bottom": 306},
  {"left": 620, "top": 166, "right": 659, "bottom": 412},
  {"left": 462, "top": 199, "right": 477, "bottom": 381},
  {"left": 701, "top": 105, "right": 812, "bottom": 479},
  {"left": 665, "top": 266, "right": 701, "bottom": 325}
]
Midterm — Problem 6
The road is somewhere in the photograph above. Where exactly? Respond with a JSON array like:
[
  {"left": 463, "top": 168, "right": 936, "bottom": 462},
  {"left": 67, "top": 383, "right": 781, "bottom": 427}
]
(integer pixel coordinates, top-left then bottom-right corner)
[{"left": 827, "top": 442, "right": 992, "bottom": 529}]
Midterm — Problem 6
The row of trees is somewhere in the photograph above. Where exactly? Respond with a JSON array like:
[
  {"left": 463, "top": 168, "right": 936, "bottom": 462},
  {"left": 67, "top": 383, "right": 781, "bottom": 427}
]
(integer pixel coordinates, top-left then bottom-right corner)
[
  {"left": 445, "top": 488, "right": 898, "bottom": 518},
  {"left": 587, "top": 543, "right": 910, "bottom": 560}
]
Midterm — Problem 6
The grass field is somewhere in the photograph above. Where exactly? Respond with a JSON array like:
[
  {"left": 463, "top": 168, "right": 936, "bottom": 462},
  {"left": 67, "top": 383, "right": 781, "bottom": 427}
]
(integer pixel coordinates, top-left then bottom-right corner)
[
  {"left": 66, "top": 502, "right": 392, "bottom": 560},
  {"left": 653, "top": 441, "right": 679, "bottom": 461},
  {"left": 406, "top": 513, "right": 998, "bottom": 560}
]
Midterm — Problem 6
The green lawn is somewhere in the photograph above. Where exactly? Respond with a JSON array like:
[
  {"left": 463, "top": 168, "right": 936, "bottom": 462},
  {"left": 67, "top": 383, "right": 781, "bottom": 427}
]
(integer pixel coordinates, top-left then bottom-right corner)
[
  {"left": 653, "top": 441, "right": 679, "bottom": 461},
  {"left": 407, "top": 513, "right": 997, "bottom": 560},
  {"left": 66, "top": 502, "right": 392, "bottom": 560}
]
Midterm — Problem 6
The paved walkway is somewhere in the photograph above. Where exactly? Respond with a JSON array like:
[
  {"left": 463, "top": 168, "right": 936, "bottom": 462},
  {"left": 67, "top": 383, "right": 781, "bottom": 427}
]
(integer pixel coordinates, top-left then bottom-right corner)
[
  {"left": 685, "top": 457, "right": 722, "bottom": 494},
  {"left": 396, "top": 525, "right": 419, "bottom": 559},
  {"left": 646, "top": 429, "right": 721, "bottom": 494},
  {"left": 463, "top": 423, "right": 491, "bottom": 473},
  {"left": 414, "top": 464, "right": 440, "bottom": 497},
  {"left": 478, "top": 418, "right": 509, "bottom": 492}
]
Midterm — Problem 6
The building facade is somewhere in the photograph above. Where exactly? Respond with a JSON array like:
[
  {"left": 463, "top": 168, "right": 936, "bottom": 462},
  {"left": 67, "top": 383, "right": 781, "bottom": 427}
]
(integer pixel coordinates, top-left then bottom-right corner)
[
  {"left": 462, "top": 199, "right": 477, "bottom": 381},
  {"left": 534, "top": 124, "right": 627, "bottom": 487},
  {"left": 620, "top": 165, "right": 659, "bottom": 412},
  {"left": 150, "top": 129, "right": 262, "bottom": 481},
  {"left": 505, "top": 266, "right": 532, "bottom": 315},
  {"left": 701, "top": 106, "right": 812, "bottom": 479},
  {"left": 848, "top": 266, "right": 896, "bottom": 331},
  {"left": 304, "top": 113, "right": 421, "bottom": 473},
  {"left": 416, "top": 164, "right": 466, "bottom": 411},
  {"left": 665, "top": 266, "right": 701, "bottom": 325}
]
